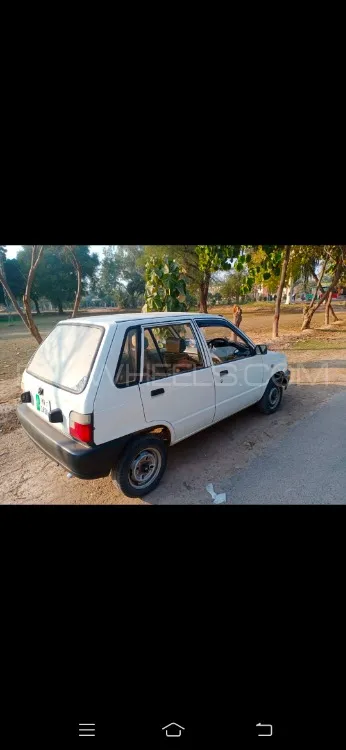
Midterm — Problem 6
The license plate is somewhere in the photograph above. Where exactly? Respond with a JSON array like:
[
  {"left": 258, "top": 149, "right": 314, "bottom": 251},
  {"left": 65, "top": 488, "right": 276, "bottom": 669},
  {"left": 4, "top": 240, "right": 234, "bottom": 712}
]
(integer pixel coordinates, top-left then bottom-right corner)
[{"left": 36, "top": 394, "right": 51, "bottom": 416}]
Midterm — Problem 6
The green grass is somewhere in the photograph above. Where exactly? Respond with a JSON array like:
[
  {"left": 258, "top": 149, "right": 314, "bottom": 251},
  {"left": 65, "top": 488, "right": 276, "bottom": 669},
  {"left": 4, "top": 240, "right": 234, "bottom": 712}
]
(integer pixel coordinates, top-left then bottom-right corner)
[
  {"left": 0, "top": 315, "right": 23, "bottom": 326},
  {"left": 0, "top": 312, "right": 66, "bottom": 327},
  {"left": 291, "top": 338, "right": 346, "bottom": 350}
]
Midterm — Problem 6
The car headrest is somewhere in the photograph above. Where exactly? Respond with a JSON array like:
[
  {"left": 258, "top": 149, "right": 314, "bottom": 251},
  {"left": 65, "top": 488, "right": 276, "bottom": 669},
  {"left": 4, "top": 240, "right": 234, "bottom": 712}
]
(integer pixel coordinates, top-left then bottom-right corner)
[{"left": 165, "top": 337, "right": 186, "bottom": 353}]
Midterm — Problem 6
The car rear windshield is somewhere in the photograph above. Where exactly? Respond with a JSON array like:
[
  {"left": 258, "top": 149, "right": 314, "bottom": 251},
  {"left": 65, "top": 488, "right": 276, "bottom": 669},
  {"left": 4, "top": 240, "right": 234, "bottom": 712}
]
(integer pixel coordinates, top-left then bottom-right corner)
[{"left": 27, "top": 323, "right": 104, "bottom": 393}]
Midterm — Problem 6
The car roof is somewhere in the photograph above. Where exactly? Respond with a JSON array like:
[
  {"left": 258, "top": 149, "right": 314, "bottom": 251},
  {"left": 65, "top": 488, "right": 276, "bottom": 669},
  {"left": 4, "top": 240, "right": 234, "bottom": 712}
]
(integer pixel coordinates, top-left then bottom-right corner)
[{"left": 58, "top": 312, "right": 224, "bottom": 327}]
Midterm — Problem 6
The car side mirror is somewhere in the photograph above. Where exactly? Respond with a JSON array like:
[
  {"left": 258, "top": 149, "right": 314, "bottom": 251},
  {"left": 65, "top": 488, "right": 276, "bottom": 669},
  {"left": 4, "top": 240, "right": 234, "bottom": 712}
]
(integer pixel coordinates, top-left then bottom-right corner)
[{"left": 255, "top": 344, "right": 267, "bottom": 355}]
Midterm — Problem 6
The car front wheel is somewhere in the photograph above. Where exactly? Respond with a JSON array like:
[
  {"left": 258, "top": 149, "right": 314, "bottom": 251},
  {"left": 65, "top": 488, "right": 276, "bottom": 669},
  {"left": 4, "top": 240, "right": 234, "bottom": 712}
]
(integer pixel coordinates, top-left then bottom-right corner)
[
  {"left": 112, "top": 434, "right": 168, "bottom": 498},
  {"left": 257, "top": 377, "right": 283, "bottom": 414}
]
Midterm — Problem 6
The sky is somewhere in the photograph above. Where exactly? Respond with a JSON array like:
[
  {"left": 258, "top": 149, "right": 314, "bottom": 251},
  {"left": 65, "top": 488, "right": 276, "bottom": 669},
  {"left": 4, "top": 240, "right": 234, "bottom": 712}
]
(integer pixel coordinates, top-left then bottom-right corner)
[{"left": 5, "top": 245, "right": 106, "bottom": 261}]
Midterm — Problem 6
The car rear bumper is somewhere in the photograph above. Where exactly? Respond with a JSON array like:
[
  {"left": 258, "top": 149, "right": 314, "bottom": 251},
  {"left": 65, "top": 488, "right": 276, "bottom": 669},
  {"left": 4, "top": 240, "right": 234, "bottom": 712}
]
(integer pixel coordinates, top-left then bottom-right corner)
[{"left": 17, "top": 404, "right": 129, "bottom": 480}]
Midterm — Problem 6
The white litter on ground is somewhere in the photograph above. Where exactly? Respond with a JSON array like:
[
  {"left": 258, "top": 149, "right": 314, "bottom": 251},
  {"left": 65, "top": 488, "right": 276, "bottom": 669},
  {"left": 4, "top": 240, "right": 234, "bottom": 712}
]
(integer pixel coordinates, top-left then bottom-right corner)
[{"left": 206, "top": 483, "right": 227, "bottom": 504}]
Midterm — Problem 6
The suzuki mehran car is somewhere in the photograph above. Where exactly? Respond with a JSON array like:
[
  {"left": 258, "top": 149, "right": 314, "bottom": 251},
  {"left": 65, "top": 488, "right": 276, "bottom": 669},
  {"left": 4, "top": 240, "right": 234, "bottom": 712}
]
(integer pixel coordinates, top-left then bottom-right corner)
[{"left": 17, "top": 313, "right": 290, "bottom": 498}]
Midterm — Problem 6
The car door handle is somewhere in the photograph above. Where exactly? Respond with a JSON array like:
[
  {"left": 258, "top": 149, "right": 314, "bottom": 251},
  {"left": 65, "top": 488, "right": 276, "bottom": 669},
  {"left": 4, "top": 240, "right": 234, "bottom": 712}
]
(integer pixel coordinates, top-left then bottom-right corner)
[
  {"left": 151, "top": 388, "right": 165, "bottom": 397},
  {"left": 220, "top": 370, "right": 228, "bottom": 377}
]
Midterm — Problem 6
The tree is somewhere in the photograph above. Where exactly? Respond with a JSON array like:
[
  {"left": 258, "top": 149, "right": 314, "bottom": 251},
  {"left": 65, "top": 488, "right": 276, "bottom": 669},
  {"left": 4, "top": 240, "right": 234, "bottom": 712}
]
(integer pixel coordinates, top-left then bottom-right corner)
[
  {"left": 283, "top": 245, "right": 340, "bottom": 325},
  {"left": 284, "top": 247, "right": 309, "bottom": 304},
  {"left": 0, "top": 246, "right": 30, "bottom": 327},
  {"left": 126, "top": 274, "right": 145, "bottom": 307},
  {"left": 0, "top": 255, "right": 25, "bottom": 305},
  {"left": 236, "top": 245, "right": 287, "bottom": 336},
  {"left": 220, "top": 270, "right": 247, "bottom": 304},
  {"left": 0, "top": 246, "right": 45, "bottom": 343},
  {"left": 17, "top": 245, "right": 99, "bottom": 315},
  {"left": 195, "top": 245, "right": 236, "bottom": 312},
  {"left": 117, "top": 246, "right": 145, "bottom": 307},
  {"left": 97, "top": 246, "right": 124, "bottom": 302},
  {"left": 272, "top": 245, "right": 291, "bottom": 337},
  {"left": 144, "top": 256, "right": 187, "bottom": 312},
  {"left": 239, "top": 245, "right": 341, "bottom": 336},
  {"left": 312, "top": 262, "right": 339, "bottom": 325},
  {"left": 300, "top": 246, "right": 346, "bottom": 330},
  {"left": 65, "top": 246, "right": 82, "bottom": 318},
  {"left": 97, "top": 246, "right": 145, "bottom": 308},
  {"left": 144, "top": 245, "right": 236, "bottom": 312},
  {"left": 23, "top": 246, "right": 45, "bottom": 342}
]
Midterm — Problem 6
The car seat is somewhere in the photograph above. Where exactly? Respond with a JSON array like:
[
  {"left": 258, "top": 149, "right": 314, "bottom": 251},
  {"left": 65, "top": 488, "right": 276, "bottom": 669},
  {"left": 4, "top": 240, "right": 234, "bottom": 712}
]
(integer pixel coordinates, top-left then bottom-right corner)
[{"left": 164, "top": 337, "right": 194, "bottom": 372}]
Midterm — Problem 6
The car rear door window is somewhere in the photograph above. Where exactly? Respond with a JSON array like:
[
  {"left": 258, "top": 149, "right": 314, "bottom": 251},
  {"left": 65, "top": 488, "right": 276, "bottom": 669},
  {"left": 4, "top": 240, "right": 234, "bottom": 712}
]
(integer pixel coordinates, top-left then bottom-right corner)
[
  {"left": 115, "top": 327, "right": 140, "bottom": 387},
  {"left": 143, "top": 323, "right": 204, "bottom": 381}
]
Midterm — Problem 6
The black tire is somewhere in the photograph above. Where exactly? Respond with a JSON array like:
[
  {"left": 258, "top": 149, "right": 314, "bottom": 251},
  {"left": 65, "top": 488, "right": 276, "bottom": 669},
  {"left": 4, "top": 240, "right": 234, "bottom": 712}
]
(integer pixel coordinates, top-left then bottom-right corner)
[
  {"left": 112, "top": 434, "right": 168, "bottom": 498},
  {"left": 257, "top": 377, "right": 283, "bottom": 414}
]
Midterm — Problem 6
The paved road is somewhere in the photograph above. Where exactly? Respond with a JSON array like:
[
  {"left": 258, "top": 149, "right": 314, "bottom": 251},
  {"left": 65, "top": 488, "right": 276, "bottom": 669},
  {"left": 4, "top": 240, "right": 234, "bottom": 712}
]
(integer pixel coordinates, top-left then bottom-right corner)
[{"left": 228, "top": 391, "right": 346, "bottom": 504}]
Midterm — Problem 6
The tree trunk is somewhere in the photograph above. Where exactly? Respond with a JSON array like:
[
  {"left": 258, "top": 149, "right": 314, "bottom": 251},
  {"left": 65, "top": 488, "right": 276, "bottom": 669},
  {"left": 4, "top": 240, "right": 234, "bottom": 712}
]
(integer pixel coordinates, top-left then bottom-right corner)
[
  {"left": 330, "top": 303, "right": 339, "bottom": 322},
  {"left": 313, "top": 268, "right": 339, "bottom": 323},
  {"left": 199, "top": 273, "right": 210, "bottom": 313},
  {"left": 233, "top": 305, "right": 242, "bottom": 341},
  {"left": 33, "top": 296, "right": 41, "bottom": 315},
  {"left": 301, "top": 255, "right": 344, "bottom": 330},
  {"left": 22, "top": 246, "right": 44, "bottom": 344},
  {"left": 57, "top": 300, "right": 64, "bottom": 315},
  {"left": 272, "top": 245, "right": 291, "bottom": 338},
  {"left": 0, "top": 271, "right": 30, "bottom": 330},
  {"left": 301, "top": 257, "right": 328, "bottom": 330},
  {"left": 325, "top": 291, "right": 333, "bottom": 325},
  {"left": 68, "top": 248, "right": 82, "bottom": 318},
  {"left": 285, "top": 274, "right": 293, "bottom": 304}
]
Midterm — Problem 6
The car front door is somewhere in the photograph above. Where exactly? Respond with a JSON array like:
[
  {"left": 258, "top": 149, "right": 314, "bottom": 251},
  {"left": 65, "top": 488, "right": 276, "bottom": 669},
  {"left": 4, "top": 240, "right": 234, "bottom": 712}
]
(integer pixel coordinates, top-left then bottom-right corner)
[
  {"left": 139, "top": 321, "right": 215, "bottom": 442},
  {"left": 196, "top": 319, "right": 265, "bottom": 422}
]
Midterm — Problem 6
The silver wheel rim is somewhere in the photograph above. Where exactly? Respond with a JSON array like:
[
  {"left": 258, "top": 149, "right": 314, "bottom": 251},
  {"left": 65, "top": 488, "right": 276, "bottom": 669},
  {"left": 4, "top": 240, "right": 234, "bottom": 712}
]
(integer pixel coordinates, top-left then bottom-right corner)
[
  {"left": 268, "top": 386, "right": 280, "bottom": 408},
  {"left": 128, "top": 448, "right": 162, "bottom": 489}
]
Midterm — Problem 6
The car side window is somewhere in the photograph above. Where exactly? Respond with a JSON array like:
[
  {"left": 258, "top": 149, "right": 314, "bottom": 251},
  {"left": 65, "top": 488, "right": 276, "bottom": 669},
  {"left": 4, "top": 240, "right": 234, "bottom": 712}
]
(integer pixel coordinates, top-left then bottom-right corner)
[
  {"left": 143, "top": 323, "right": 204, "bottom": 381},
  {"left": 197, "top": 323, "right": 252, "bottom": 365},
  {"left": 115, "top": 327, "right": 140, "bottom": 387}
]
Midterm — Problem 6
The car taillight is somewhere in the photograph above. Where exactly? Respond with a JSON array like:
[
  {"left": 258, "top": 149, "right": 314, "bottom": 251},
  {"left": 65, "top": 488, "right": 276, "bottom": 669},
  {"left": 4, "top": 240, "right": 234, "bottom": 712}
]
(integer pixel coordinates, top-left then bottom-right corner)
[{"left": 69, "top": 412, "right": 93, "bottom": 443}]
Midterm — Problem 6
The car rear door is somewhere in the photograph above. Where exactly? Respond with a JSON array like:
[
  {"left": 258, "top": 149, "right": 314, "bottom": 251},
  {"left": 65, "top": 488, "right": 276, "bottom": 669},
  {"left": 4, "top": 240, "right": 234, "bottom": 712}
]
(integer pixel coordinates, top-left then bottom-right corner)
[
  {"left": 139, "top": 321, "right": 215, "bottom": 443},
  {"left": 93, "top": 322, "right": 146, "bottom": 445}
]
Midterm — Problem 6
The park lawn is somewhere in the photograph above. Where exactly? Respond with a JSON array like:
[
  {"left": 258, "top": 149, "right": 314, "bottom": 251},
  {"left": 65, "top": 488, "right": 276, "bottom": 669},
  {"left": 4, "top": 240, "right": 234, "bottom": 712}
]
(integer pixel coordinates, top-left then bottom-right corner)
[
  {"left": 291, "top": 338, "right": 346, "bottom": 350},
  {"left": 1, "top": 306, "right": 345, "bottom": 383}
]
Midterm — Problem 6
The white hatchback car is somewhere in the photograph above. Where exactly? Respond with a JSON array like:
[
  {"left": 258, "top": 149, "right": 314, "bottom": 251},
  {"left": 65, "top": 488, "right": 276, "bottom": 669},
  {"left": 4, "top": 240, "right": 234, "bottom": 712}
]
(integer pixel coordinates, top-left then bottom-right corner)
[{"left": 17, "top": 312, "right": 290, "bottom": 498}]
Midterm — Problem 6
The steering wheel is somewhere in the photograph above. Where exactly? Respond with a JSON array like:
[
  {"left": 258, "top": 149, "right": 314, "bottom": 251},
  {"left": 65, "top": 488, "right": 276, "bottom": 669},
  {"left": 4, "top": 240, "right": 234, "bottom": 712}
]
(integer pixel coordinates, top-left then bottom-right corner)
[{"left": 207, "top": 337, "right": 230, "bottom": 348}]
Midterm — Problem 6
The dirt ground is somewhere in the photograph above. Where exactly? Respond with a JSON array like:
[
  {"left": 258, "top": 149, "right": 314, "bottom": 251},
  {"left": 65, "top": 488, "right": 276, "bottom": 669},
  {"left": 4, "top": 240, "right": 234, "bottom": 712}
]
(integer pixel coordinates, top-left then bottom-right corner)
[{"left": 1, "top": 306, "right": 345, "bottom": 505}]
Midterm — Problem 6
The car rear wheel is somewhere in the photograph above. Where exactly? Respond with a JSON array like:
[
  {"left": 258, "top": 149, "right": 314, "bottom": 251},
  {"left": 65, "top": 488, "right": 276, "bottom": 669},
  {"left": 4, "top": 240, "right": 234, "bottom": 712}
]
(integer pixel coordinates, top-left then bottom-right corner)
[
  {"left": 112, "top": 434, "right": 168, "bottom": 498},
  {"left": 257, "top": 377, "right": 283, "bottom": 414}
]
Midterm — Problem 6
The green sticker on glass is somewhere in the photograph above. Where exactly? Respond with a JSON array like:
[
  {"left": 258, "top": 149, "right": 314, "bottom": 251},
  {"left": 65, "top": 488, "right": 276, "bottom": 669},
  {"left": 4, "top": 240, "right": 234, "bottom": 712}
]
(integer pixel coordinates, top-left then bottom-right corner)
[{"left": 36, "top": 394, "right": 40, "bottom": 410}]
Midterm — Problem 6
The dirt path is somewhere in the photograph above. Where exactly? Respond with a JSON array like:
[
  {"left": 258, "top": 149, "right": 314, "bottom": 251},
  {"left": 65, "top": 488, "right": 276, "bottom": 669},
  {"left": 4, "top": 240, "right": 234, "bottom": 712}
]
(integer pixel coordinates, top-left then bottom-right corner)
[{"left": 1, "top": 312, "right": 345, "bottom": 505}]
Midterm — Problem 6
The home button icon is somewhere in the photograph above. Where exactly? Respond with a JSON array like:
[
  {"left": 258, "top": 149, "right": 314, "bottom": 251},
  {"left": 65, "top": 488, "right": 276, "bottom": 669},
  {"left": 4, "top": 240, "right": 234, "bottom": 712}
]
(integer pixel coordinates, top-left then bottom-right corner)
[{"left": 162, "top": 722, "right": 185, "bottom": 738}]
